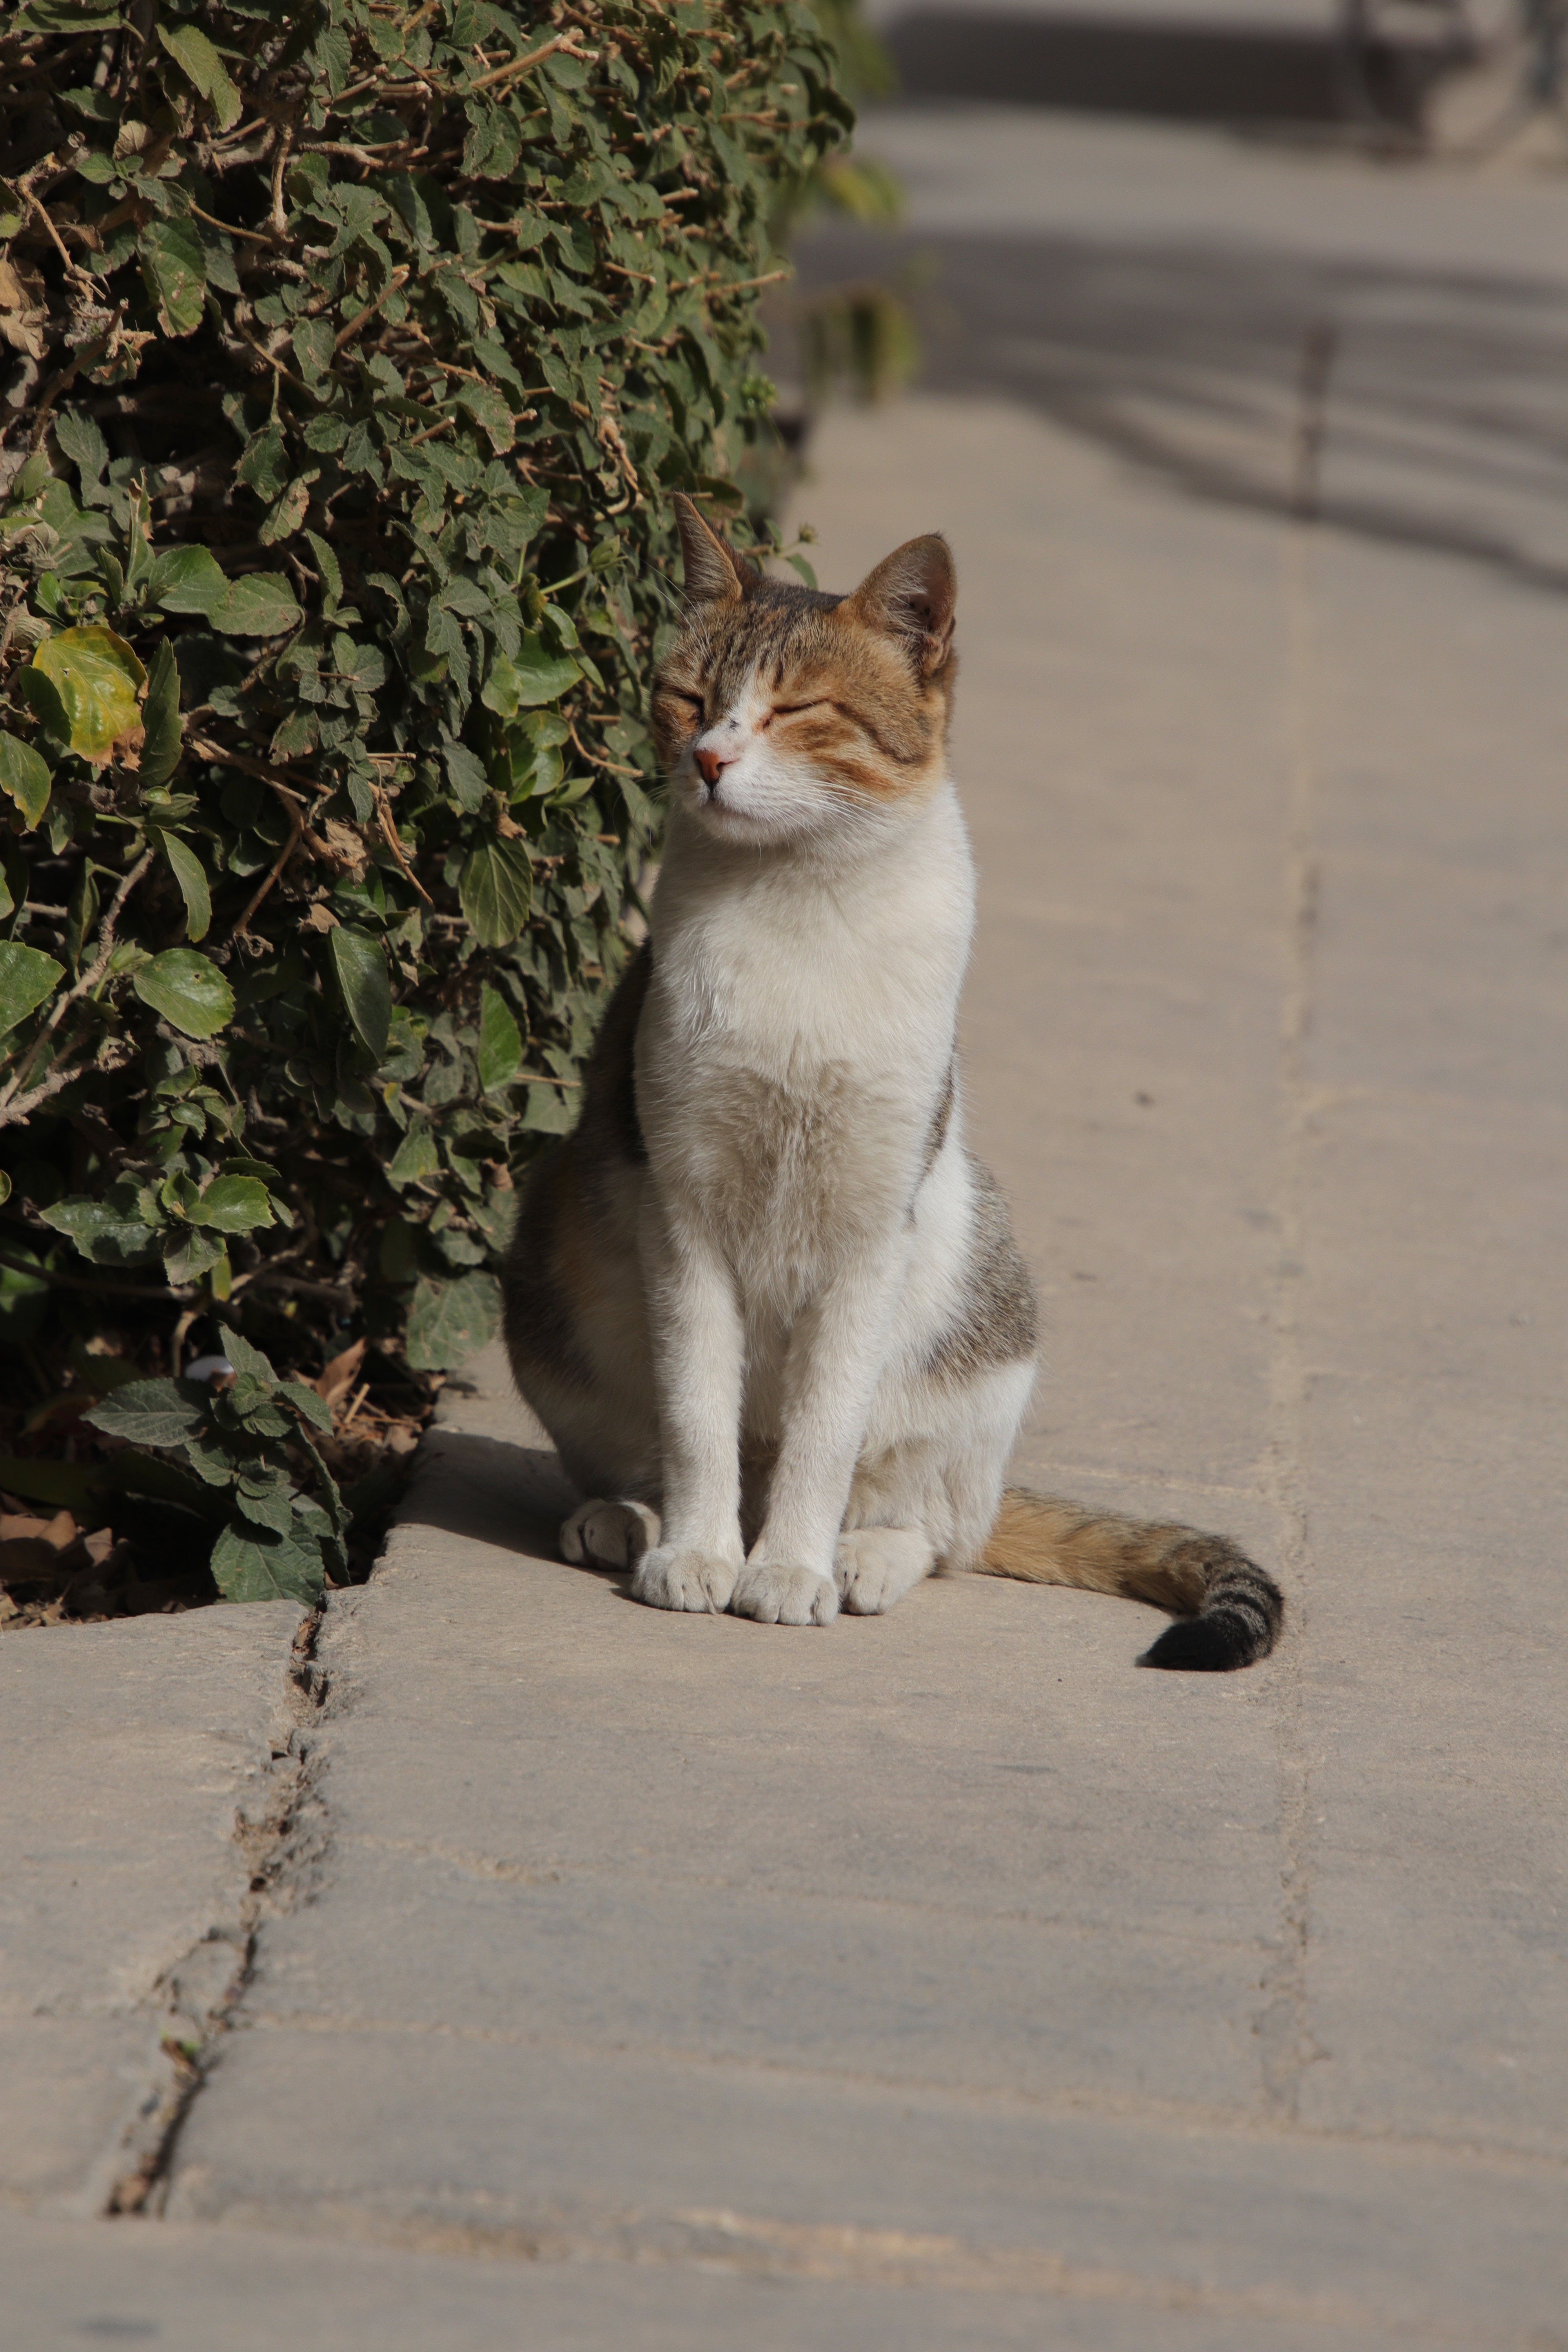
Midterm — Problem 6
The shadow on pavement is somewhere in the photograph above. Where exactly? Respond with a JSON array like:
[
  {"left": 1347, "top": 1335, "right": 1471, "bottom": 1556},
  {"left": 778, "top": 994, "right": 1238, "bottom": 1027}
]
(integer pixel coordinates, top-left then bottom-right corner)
[
  {"left": 882, "top": 9, "right": 1441, "bottom": 131},
  {"left": 401, "top": 1428, "right": 581, "bottom": 1566},
  {"left": 792, "top": 219, "right": 1568, "bottom": 594}
]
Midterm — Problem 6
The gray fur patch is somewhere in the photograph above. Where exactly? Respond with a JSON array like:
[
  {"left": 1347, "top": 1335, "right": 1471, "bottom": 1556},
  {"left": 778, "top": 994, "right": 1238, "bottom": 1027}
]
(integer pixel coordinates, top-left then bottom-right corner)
[{"left": 925, "top": 1154, "right": 1039, "bottom": 1380}]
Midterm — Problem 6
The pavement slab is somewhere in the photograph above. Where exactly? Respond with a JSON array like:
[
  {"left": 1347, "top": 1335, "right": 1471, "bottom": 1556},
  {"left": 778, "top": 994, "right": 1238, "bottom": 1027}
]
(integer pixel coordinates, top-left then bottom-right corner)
[
  {"left": 0, "top": 1602, "right": 308, "bottom": 2214},
  {"left": 6, "top": 103, "right": 1566, "bottom": 2350}
]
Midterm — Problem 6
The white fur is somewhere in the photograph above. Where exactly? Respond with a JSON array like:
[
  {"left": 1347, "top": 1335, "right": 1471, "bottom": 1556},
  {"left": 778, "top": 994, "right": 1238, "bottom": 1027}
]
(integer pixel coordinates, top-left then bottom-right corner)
[{"left": 578, "top": 682, "right": 1036, "bottom": 1626}]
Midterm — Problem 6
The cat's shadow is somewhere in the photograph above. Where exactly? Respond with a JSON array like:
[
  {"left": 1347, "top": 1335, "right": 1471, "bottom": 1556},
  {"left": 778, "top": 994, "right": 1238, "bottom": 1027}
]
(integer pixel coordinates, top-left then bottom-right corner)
[{"left": 398, "top": 1427, "right": 624, "bottom": 1586}]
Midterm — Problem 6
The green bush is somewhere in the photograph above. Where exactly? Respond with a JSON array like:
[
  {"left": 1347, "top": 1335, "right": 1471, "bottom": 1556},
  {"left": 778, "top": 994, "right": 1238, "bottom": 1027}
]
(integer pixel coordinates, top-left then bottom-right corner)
[{"left": 0, "top": 0, "right": 849, "bottom": 1602}]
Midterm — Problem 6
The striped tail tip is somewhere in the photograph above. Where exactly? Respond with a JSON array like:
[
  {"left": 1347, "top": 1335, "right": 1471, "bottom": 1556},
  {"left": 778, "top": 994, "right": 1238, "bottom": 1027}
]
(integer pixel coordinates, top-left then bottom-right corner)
[{"left": 1140, "top": 1609, "right": 1275, "bottom": 1672}]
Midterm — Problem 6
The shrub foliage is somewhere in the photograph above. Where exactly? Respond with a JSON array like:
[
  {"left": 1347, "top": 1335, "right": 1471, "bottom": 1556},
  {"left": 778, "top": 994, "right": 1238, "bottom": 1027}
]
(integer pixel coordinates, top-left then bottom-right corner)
[{"left": 0, "top": 0, "right": 848, "bottom": 1601}]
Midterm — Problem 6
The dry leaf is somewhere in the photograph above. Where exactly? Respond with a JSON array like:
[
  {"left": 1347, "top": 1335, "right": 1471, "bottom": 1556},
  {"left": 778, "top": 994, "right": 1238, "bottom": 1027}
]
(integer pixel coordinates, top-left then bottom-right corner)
[{"left": 314, "top": 1335, "right": 367, "bottom": 1410}]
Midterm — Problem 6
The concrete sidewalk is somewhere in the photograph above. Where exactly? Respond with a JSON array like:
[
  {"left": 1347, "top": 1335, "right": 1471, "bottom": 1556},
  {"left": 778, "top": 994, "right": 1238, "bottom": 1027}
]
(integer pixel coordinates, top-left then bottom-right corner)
[{"left": 6, "top": 111, "right": 1566, "bottom": 2351}]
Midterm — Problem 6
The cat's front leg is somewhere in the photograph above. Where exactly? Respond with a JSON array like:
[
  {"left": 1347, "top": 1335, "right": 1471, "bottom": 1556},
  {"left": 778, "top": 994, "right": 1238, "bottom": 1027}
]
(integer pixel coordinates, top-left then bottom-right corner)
[
  {"left": 632, "top": 1197, "right": 746, "bottom": 1616},
  {"left": 731, "top": 1240, "right": 907, "bottom": 1628}
]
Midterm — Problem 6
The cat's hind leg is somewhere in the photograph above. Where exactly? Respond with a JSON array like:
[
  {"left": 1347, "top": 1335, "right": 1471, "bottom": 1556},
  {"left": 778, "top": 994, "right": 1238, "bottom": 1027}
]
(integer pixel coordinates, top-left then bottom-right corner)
[
  {"left": 833, "top": 1527, "right": 936, "bottom": 1616},
  {"left": 560, "top": 1499, "right": 661, "bottom": 1573}
]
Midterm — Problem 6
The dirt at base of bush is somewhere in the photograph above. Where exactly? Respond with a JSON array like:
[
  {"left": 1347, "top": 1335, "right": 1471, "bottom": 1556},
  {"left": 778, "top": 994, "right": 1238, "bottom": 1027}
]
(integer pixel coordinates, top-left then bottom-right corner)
[{"left": 0, "top": 1335, "right": 436, "bottom": 1629}]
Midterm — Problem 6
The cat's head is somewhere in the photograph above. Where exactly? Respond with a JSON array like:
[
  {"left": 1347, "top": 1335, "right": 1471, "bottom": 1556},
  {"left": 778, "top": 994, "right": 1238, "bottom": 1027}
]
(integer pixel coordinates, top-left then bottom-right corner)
[{"left": 651, "top": 494, "right": 957, "bottom": 849}]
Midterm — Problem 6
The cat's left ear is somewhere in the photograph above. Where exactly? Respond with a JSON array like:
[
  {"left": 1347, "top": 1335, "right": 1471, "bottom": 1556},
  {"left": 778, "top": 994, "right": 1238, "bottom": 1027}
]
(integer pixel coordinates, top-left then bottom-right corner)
[{"left": 844, "top": 535, "right": 956, "bottom": 678}]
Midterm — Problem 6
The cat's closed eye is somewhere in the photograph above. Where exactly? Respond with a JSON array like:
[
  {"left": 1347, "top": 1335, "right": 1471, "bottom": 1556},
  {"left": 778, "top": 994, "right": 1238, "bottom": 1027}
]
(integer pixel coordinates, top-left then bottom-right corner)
[{"left": 760, "top": 700, "right": 829, "bottom": 730}]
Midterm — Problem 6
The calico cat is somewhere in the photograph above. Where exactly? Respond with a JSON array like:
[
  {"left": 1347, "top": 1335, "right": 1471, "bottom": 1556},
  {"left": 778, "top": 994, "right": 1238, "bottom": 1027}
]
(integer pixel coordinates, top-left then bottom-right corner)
[{"left": 502, "top": 496, "right": 1282, "bottom": 1669}]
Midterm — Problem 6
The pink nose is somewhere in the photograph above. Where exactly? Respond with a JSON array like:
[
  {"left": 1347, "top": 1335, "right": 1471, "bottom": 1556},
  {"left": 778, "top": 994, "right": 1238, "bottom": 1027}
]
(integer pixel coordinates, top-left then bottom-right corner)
[{"left": 694, "top": 746, "right": 728, "bottom": 789}]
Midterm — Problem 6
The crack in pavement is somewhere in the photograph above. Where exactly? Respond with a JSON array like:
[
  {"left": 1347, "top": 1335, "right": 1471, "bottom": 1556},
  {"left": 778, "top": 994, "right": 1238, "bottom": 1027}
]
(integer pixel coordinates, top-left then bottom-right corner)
[{"left": 80, "top": 1609, "right": 332, "bottom": 2220}]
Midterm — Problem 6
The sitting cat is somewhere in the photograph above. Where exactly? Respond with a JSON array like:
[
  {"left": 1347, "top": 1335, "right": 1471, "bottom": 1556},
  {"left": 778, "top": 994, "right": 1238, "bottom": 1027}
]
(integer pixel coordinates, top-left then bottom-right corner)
[{"left": 503, "top": 495, "right": 1282, "bottom": 1669}]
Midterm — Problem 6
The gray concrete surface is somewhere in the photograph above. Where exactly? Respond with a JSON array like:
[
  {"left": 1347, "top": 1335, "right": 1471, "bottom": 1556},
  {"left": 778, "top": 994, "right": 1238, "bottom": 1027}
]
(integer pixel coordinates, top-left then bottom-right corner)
[
  {"left": 0, "top": 1602, "right": 307, "bottom": 2216},
  {"left": 7, "top": 104, "right": 1567, "bottom": 2352}
]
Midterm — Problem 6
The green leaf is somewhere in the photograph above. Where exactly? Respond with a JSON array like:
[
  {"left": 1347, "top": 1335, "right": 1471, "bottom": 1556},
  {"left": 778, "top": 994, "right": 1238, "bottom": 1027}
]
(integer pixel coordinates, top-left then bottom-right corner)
[
  {"left": 40, "top": 1199, "right": 161, "bottom": 1267},
  {"left": 163, "top": 1229, "right": 228, "bottom": 1286},
  {"left": 149, "top": 544, "right": 230, "bottom": 618},
  {"left": 13, "top": 666, "right": 70, "bottom": 751},
  {"left": 210, "top": 1521, "right": 327, "bottom": 1604},
  {"left": 386, "top": 1122, "right": 441, "bottom": 1189},
  {"left": 477, "top": 984, "right": 522, "bottom": 1092},
  {"left": 139, "top": 215, "right": 208, "bottom": 338},
  {"left": 133, "top": 949, "right": 234, "bottom": 1039},
  {"left": 140, "top": 639, "right": 182, "bottom": 789},
  {"left": 458, "top": 837, "right": 532, "bottom": 948},
  {"left": 213, "top": 573, "right": 303, "bottom": 639},
  {"left": 456, "top": 384, "right": 514, "bottom": 454},
  {"left": 281, "top": 1379, "right": 333, "bottom": 1432},
  {"left": 480, "top": 636, "right": 580, "bottom": 717},
  {"left": 30, "top": 627, "right": 146, "bottom": 767},
  {"left": 0, "top": 731, "right": 52, "bottom": 829},
  {"left": 329, "top": 925, "right": 391, "bottom": 1062},
  {"left": 16, "top": 3, "right": 123, "bottom": 30},
  {"left": 193, "top": 1175, "right": 274, "bottom": 1233},
  {"left": 219, "top": 1327, "right": 278, "bottom": 1387},
  {"left": 304, "top": 528, "right": 343, "bottom": 612},
  {"left": 0, "top": 1456, "right": 108, "bottom": 1514},
  {"left": 157, "top": 21, "right": 243, "bottom": 131},
  {"left": 85, "top": 1377, "right": 209, "bottom": 1449},
  {"left": 405, "top": 1269, "right": 503, "bottom": 1372},
  {"left": 155, "top": 831, "right": 211, "bottom": 942},
  {"left": 0, "top": 941, "right": 64, "bottom": 1036}
]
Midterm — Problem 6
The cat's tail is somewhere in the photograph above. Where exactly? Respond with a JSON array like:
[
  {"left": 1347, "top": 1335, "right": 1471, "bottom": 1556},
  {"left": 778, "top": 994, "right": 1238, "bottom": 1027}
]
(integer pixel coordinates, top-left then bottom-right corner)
[{"left": 976, "top": 1489, "right": 1283, "bottom": 1671}]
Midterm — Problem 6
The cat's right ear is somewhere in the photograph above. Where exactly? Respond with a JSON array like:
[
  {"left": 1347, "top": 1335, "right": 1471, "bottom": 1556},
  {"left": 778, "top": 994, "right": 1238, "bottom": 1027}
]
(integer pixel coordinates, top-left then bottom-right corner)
[
  {"left": 672, "top": 492, "right": 749, "bottom": 610},
  {"left": 844, "top": 534, "right": 957, "bottom": 679}
]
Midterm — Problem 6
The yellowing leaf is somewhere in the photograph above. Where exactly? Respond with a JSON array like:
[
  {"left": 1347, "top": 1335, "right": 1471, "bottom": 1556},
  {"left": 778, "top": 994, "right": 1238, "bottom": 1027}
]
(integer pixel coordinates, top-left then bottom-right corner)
[{"left": 30, "top": 627, "right": 146, "bottom": 768}]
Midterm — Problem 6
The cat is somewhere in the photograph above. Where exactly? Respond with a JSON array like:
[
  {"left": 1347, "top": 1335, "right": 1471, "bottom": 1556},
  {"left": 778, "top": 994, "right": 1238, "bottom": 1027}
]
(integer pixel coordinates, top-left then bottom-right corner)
[{"left": 502, "top": 495, "right": 1283, "bottom": 1670}]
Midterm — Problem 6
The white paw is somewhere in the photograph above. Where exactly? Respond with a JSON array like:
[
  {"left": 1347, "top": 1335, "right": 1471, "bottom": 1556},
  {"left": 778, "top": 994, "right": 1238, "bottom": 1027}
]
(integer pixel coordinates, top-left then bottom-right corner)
[
  {"left": 833, "top": 1528, "right": 933, "bottom": 1616},
  {"left": 560, "top": 1499, "right": 662, "bottom": 1572},
  {"left": 730, "top": 1563, "right": 840, "bottom": 1626},
  {"left": 632, "top": 1546, "right": 739, "bottom": 1614}
]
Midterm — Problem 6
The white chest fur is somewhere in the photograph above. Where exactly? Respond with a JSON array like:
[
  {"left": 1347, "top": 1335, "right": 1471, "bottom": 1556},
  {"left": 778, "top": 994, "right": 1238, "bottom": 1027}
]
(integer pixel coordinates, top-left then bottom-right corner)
[{"left": 637, "top": 784, "right": 975, "bottom": 1293}]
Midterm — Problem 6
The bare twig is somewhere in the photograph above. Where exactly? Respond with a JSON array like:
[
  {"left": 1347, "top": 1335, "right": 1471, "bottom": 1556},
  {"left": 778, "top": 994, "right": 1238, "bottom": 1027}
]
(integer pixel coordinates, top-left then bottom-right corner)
[
  {"left": 335, "top": 265, "right": 410, "bottom": 354},
  {"left": 0, "top": 1246, "right": 194, "bottom": 1300},
  {"left": 230, "top": 792, "right": 304, "bottom": 938},
  {"left": 466, "top": 32, "right": 597, "bottom": 96},
  {"left": 188, "top": 201, "right": 273, "bottom": 247},
  {"left": 0, "top": 1046, "right": 94, "bottom": 1134},
  {"left": 29, "top": 330, "right": 111, "bottom": 454},
  {"left": 567, "top": 717, "right": 639, "bottom": 777},
  {"left": 373, "top": 788, "right": 433, "bottom": 903},
  {"left": 24, "top": 191, "right": 98, "bottom": 294}
]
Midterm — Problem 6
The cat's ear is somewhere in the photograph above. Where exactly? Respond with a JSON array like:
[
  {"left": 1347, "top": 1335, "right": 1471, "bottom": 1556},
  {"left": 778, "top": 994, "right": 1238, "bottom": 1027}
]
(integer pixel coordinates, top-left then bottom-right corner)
[
  {"left": 844, "top": 535, "right": 956, "bottom": 677},
  {"left": 672, "top": 492, "right": 752, "bottom": 609}
]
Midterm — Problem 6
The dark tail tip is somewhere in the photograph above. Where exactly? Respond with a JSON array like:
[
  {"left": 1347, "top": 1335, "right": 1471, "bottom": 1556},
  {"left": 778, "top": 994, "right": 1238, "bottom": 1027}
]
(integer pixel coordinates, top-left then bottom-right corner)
[{"left": 1139, "top": 1607, "right": 1277, "bottom": 1673}]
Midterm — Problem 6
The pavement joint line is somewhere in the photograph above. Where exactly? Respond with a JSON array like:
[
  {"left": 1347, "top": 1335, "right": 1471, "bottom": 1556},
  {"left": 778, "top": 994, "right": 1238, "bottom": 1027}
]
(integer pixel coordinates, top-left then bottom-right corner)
[
  {"left": 163, "top": 2200, "right": 1554, "bottom": 2344},
  {"left": 72, "top": 1606, "right": 332, "bottom": 2223},
  {"left": 1254, "top": 323, "right": 1335, "bottom": 2124},
  {"left": 229, "top": 2011, "right": 1568, "bottom": 2178}
]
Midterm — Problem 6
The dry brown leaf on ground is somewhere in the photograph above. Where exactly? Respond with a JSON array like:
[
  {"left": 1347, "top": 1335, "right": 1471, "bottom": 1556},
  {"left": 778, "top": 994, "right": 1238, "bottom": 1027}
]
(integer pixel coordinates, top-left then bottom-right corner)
[{"left": 314, "top": 1338, "right": 368, "bottom": 1411}]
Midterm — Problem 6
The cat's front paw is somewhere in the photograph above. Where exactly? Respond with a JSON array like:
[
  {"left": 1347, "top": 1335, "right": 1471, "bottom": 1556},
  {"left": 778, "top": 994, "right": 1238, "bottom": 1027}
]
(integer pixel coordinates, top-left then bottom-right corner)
[
  {"left": 632, "top": 1546, "right": 739, "bottom": 1614},
  {"left": 833, "top": 1527, "right": 933, "bottom": 1615},
  {"left": 730, "top": 1563, "right": 840, "bottom": 1626},
  {"left": 561, "top": 1499, "right": 661, "bottom": 1572}
]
